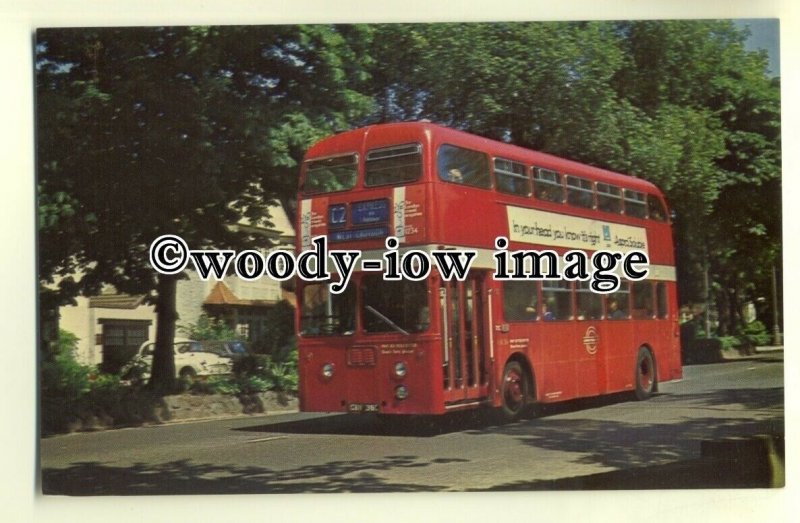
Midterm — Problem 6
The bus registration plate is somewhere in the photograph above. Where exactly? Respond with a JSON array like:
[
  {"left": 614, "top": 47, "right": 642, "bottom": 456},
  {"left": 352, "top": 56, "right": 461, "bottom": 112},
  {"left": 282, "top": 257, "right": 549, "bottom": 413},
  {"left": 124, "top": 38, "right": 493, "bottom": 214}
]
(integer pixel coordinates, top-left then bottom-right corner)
[{"left": 348, "top": 403, "right": 380, "bottom": 413}]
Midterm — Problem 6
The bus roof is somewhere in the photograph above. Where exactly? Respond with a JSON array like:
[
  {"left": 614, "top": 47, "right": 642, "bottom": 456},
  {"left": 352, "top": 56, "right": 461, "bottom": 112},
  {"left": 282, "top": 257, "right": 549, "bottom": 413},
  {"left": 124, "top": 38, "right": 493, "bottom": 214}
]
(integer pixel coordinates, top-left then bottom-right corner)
[{"left": 304, "top": 121, "right": 663, "bottom": 196}]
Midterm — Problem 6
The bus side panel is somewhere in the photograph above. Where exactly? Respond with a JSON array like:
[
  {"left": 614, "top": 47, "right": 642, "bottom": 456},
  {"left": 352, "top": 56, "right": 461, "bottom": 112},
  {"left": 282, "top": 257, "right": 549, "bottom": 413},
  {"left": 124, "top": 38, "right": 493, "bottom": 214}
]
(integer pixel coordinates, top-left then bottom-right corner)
[
  {"left": 533, "top": 324, "right": 579, "bottom": 402},
  {"left": 600, "top": 322, "right": 637, "bottom": 393}
]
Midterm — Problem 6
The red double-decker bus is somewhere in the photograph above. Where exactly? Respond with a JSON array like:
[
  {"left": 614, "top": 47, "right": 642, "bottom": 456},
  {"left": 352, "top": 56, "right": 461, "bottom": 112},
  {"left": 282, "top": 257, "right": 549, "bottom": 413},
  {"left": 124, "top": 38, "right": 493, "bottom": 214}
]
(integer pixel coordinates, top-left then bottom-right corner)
[{"left": 296, "top": 122, "right": 681, "bottom": 420}]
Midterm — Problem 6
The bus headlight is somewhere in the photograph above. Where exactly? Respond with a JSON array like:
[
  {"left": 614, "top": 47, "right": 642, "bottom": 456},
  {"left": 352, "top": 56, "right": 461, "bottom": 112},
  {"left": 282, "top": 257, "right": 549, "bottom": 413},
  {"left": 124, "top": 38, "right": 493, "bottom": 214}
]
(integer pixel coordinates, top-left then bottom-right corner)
[
  {"left": 394, "top": 361, "right": 408, "bottom": 378},
  {"left": 395, "top": 385, "right": 409, "bottom": 400},
  {"left": 321, "top": 363, "right": 335, "bottom": 379}
]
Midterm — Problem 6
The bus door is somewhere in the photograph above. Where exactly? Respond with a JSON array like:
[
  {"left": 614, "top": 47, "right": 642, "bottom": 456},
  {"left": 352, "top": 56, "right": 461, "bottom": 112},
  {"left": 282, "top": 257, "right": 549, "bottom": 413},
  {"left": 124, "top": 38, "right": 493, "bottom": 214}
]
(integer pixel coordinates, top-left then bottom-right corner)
[{"left": 441, "top": 274, "right": 490, "bottom": 404}]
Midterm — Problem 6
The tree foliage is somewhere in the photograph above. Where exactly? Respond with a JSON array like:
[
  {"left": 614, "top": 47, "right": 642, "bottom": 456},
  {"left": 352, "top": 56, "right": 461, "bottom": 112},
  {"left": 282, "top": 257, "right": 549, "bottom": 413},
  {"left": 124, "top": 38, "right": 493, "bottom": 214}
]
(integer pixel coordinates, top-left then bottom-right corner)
[{"left": 37, "top": 25, "right": 374, "bottom": 390}]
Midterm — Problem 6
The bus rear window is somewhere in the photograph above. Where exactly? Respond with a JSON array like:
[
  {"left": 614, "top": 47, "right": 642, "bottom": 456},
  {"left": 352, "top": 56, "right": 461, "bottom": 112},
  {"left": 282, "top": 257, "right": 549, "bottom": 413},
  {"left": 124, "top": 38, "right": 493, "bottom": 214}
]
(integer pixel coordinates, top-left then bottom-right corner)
[
  {"left": 304, "top": 154, "right": 358, "bottom": 195},
  {"left": 365, "top": 143, "right": 422, "bottom": 186},
  {"left": 437, "top": 144, "right": 491, "bottom": 188}
]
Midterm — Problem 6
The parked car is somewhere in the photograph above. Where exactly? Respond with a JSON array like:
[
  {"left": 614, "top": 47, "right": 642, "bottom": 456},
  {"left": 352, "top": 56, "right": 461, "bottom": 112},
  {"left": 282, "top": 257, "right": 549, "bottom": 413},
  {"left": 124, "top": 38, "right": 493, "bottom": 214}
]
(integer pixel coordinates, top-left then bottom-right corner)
[
  {"left": 198, "top": 340, "right": 250, "bottom": 359},
  {"left": 121, "top": 338, "right": 235, "bottom": 382}
]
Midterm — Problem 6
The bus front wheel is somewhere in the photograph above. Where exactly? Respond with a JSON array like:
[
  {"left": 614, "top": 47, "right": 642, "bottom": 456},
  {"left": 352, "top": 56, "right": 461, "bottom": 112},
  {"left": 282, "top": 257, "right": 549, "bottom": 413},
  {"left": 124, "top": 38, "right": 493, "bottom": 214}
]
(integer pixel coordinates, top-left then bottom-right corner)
[
  {"left": 634, "top": 347, "right": 656, "bottom": 401},
  {"left": 500, "top": 361, "right": 529, "bottom": 421}
]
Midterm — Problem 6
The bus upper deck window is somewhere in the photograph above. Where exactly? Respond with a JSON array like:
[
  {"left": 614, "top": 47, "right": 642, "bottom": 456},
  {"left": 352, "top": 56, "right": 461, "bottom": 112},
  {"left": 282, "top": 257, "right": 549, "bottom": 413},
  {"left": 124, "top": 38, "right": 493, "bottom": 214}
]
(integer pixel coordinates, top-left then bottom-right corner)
[
  {"left": 624, "top": 189, "right": 647, "bottom": 219},
  {"left": 365, "top": 143, "right": 422, "bottom": 186},
  {"left": 647, "top": 194, "right": 668, "bottom": 222},
  {"left": 494, "top": 158, "right": 530, "bottom": 196},
  {"left": 437, "top": 144, "right": 491, "bottom": 188},
  {"left": 534, "top": 167, "right": 564, "bottom": 203},
  {"left": 303, "top": 154, "right": 358, "bottom": 195},
  {"left": 566, "top": 175, "right": 594, "bottom": 209},
  {"left": 597, "top": 182, "right": 622, "bottom": 214}
]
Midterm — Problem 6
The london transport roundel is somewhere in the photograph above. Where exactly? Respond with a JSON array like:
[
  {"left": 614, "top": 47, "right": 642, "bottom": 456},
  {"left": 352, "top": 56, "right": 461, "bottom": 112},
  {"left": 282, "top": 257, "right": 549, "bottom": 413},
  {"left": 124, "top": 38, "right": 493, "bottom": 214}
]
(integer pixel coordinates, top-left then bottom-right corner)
[{"left": 583, "top": 326, "right": 599, "bottom": 355}]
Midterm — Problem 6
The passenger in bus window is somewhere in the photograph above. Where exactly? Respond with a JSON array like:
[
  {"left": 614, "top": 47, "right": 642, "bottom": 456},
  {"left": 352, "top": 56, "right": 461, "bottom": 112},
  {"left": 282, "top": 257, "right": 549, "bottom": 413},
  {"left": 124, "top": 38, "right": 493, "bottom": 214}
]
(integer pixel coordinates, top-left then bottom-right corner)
[
  {"left": 448, "top": 168, "right": 464, "bottom": 183},
  {"left": 498, "top": 176, "right": 514, "bottom": 194},
  {"left": 607, "top": 297, "right": 627, "bottom": 320},
  {"left": 541, "top": 302, "right": 556, "bottom": 321},
  {"left": 537, "top": 186, "right": 552, "bottom": 201},
  {"left": 649, "top": 202, "right": 665, "bottom": 221},
  {"left": 522, "top": 294, "right": 538, "bottom": 320}
]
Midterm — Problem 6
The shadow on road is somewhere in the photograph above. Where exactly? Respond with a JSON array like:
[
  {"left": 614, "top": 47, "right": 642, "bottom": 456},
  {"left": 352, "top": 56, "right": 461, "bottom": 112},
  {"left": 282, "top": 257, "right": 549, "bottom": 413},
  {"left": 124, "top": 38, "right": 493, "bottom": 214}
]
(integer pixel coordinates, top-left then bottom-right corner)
[
  {"left": 233, "top": 410, "right": 496, "bottom": 437},
  {"left": 42, "top": 387, "right": 783, "bottom": 494},
  {"left": 470, "top": 387, "right": 783, "bottom": 471},
  {"left": 42, "top": 455, "right": 456, "bottom": 495}
]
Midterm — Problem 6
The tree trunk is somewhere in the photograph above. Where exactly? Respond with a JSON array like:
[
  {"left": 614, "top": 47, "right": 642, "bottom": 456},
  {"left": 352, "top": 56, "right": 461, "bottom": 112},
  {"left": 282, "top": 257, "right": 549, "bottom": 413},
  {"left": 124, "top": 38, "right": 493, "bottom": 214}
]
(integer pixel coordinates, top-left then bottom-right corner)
[
  {"left": 150, "top": 273, "right": 178, "bottom": 394},
  {"left": 716, "top": 287, "right": 729, "bottom": 336}
]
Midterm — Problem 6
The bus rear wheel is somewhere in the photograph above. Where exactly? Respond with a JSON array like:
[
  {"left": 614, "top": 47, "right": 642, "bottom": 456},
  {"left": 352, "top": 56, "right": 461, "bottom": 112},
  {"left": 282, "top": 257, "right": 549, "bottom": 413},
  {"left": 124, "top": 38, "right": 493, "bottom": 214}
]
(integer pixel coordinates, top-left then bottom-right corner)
[
  {"left": 634, "top": 348, "right": 656, "bottom": 401},
  {"left": 500, "top": 361, "right": 529, "bottom": 421}
]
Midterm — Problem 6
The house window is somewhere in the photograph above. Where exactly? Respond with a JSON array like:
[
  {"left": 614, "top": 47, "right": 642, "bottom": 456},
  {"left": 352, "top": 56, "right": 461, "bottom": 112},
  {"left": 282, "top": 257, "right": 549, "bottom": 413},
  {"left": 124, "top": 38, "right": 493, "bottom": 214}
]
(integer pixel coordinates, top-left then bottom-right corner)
[{"left": 98, "top": 319, "right": 151, "bottom": 374}]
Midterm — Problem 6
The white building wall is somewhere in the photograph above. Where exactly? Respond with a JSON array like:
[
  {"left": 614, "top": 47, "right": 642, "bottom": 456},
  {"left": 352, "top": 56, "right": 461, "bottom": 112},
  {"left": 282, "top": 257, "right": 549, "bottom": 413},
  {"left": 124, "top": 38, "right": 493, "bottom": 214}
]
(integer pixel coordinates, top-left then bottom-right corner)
[
  {"left": 59, "top": 297, "right": 156, "bottom": 367},
  {"left": 175, "top": 271, "right": 211, "bottom": 331}
]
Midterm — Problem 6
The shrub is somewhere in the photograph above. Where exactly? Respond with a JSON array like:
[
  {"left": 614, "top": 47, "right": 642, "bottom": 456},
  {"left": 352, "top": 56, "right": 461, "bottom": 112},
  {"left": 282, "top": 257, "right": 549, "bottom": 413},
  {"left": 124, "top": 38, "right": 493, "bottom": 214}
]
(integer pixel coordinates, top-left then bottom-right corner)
[
  {"left": 179, "top": 314, "right": 240, "bottom": 341},
  {"left": 232, "top": 354, "right": 270, "bottom": 376},
  {"left": 258, "top": 300, "right": 296, "bottom": 355},
  {"left": 741, "top": 320, "right": 771, "bottom": 347},
  {"left": 237, "top": 375, "right": 273, "bottom": 395},
  {"left": 717, "top": 336, "right": 741, "bottom": 351},
  {"left": 41, "top": 329, "right": 166, "bottom": 433},
  {"left": 41, "top": 331, "right": 93, "bottom": 433},
  {"left": 189, "top": 376, "right": 241, "bottom": 395},
  {"left": 266, "top": 362, "right": 298, "bottom": 392}
]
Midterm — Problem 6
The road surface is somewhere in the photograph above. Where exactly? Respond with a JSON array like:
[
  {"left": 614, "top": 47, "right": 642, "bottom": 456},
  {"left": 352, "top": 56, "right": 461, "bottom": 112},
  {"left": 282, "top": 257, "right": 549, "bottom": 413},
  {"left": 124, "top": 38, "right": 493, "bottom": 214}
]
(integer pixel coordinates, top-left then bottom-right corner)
[{"left": 40, "top": 352, "right": 783, "bottom": 494}]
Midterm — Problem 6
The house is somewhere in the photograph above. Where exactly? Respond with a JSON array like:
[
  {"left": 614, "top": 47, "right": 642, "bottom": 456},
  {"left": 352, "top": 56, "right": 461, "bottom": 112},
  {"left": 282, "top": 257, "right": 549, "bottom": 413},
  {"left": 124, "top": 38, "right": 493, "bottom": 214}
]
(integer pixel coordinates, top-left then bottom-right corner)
[{"left": 57, "top": 203, "right": 296, "bottom": 373}]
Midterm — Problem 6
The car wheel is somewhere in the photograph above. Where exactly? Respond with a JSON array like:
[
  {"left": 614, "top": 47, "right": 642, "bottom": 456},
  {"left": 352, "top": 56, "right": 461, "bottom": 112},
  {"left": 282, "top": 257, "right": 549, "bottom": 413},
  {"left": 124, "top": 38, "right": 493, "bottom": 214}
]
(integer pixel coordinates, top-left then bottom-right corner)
[{"left": 179, "top": 367, "right": 197, "bottom": 382}]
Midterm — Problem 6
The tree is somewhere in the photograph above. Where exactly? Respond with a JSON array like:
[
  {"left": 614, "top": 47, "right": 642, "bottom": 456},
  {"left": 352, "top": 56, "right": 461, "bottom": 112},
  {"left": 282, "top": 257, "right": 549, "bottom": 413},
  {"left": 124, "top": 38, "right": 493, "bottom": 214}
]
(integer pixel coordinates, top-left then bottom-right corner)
[
  {"left": 613, "top": 21, "right": 781, "bottom": 333},
  {"left": 37, "top": 26, "right": 373, "bottom": 391},
  {"left": 361, "top": 21, "right": 781, "bottom": 335}
]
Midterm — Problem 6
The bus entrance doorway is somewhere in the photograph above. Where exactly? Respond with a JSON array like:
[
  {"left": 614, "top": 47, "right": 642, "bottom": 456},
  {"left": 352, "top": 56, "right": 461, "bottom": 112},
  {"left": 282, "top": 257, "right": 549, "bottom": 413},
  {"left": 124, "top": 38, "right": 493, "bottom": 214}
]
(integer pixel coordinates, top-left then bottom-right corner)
[{"left": 441, "top": 273, "right": 491, "bottom": 406}]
